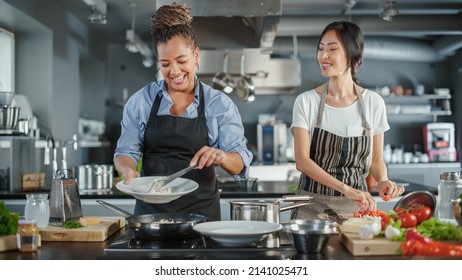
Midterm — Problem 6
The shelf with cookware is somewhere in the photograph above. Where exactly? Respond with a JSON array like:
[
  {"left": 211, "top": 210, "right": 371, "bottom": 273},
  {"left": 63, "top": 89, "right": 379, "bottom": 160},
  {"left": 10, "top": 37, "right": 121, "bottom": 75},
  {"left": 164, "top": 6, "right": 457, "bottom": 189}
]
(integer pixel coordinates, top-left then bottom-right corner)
[
  {"left": 382, "top": 93, "right": 452, "bottom": 122},
  {"left": 378, "top": 89, "right": 458, "bottom": 188}
]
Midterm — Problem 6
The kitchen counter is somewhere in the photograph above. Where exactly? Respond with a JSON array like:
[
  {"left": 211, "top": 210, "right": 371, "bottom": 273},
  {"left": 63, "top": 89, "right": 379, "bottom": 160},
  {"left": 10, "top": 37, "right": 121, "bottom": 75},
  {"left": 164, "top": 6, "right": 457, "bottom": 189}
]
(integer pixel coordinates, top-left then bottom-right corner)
[
  {"left": 0, "top": 179, "right": 437, "bottom": 200},
  {"left": 0, "top": 179, "right": 438, "bottom": 218},
  {"left": 1, "top": 225, "right": 457, "bottom": 260},
  {"left": 0, "top": 180, "right": 450, "bottom": 260}
]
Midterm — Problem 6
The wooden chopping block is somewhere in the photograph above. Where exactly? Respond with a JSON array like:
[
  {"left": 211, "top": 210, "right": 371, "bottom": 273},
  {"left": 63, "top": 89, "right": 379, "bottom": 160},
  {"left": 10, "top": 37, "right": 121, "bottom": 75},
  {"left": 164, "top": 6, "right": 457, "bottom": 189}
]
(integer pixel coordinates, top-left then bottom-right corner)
[
  {"left": 339, "top": 231, "right": 401, "bottom": 256},
  {"left": 0, "top": 234, "right": 42, "bottom": 252},
  {"left": 39, "top": 216, "right": 125, "bottom": 242},
  {"left": 0, "top": 235, "right": 17, "bottom": 252}
]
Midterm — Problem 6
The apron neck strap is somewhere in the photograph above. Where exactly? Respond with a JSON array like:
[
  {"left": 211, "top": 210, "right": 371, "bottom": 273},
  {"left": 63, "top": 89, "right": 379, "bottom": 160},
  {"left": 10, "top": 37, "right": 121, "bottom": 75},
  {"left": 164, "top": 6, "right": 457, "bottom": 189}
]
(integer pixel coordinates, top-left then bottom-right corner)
[{"left": 316, "top": 82, "right": 371, "bottom": 135}]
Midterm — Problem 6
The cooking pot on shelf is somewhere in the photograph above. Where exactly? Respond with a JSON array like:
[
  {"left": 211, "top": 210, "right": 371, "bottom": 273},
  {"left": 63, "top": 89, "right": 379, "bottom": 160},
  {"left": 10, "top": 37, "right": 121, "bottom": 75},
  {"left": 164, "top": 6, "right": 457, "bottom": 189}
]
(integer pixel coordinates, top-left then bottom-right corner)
[
  {"left": 73, "top": 164, "right": 113, "bottom": 190},
  {"left": 0, "top": 106, "right": 20, "bottom": 130},
  {"left": 229, "top": 195, "right": 313, "bottom": 224},
  {"left": 96, "top": 200, "right": 207, "bottom": 240}
]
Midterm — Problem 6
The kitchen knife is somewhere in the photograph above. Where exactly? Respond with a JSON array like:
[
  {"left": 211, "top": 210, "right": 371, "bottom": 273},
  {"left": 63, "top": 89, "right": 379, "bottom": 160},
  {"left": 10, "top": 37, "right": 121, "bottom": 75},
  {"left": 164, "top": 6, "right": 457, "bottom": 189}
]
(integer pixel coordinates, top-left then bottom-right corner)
[{"left": 324, "top": 208, "right": 346, "bottom": 225}]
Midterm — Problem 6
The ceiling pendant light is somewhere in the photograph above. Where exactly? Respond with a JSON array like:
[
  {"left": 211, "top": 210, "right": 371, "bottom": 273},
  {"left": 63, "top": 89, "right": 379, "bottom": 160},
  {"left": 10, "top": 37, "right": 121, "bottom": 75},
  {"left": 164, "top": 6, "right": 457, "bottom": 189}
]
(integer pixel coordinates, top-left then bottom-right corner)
[
  {"left": 380, "top": 0, "right": 399, "bottom": 22},
  {"left": 125, "top": 2, "right": 139, "bottom": 53},
  {"left": 82, "top": 0, "right": 107, "bottom": 24},
  {"left": 125, "top": 1, "right": 154, "bottom": 67}
]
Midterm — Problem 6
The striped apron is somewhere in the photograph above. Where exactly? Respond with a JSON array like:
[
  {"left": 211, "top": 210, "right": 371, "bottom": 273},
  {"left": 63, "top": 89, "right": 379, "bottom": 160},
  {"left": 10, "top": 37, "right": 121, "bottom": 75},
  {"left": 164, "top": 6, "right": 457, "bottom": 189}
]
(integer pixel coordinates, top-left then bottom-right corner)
[{"left": 292, "top": 83, "right": 372, "bottom": 219}]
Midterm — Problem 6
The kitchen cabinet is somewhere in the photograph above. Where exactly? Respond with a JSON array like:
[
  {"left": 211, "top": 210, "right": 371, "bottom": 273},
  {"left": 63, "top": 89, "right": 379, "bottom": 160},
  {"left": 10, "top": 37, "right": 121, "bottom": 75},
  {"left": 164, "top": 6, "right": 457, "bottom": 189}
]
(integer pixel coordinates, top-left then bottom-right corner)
[{"left": 383, "top": 94, "right": 451, "bottom": 122}]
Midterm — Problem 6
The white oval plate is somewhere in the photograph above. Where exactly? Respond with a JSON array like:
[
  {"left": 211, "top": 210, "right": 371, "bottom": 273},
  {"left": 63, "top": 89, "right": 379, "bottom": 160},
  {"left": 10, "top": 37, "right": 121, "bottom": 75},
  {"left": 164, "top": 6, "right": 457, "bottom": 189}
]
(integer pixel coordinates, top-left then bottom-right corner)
[
  {"left": 193, "top": 220, "right": 283, "bottom": 247},
  {"left": 116, "top": 176, "right": 198, "bottom": 204}
]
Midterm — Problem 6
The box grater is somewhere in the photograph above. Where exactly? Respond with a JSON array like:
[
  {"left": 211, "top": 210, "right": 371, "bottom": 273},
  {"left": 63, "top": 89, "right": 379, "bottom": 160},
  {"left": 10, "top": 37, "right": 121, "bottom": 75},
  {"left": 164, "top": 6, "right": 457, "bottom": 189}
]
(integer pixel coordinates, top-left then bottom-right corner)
[{"left": 49, "top": 169, "right": 83, "bottom": 225}]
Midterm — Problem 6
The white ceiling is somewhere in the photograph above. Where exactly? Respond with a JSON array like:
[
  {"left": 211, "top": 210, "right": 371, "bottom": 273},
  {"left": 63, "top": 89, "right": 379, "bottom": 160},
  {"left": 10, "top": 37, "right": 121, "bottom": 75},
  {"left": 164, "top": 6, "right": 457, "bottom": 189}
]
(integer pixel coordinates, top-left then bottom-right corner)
[{"left": 54, "top": 0, "right": 462, "bottom": 51}]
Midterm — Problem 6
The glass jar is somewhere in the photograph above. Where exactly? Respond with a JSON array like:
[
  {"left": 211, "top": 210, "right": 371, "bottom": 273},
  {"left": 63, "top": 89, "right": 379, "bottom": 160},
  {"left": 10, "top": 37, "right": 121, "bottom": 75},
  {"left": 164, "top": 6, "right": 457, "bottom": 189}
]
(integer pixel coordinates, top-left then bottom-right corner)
[
  {"left": 437, "top": 172, "right": 462, "bottom": 220},
  {"left": 25, "top": 193, "right": 50, "bottom": 229},
  {"left": 16, "top": 220, "right": 39, "bottom": 252}
]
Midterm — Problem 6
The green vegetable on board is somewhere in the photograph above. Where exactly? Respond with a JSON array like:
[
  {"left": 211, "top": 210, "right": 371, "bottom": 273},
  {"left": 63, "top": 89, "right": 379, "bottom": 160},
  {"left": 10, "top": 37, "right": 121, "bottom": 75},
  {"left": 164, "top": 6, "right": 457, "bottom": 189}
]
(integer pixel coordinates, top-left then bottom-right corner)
[
  {"left": 63, "top": 220, "right": 83, "bottom": 229},
  {"left": 416, "top": 217, "right": 462, "bottom": 242}
]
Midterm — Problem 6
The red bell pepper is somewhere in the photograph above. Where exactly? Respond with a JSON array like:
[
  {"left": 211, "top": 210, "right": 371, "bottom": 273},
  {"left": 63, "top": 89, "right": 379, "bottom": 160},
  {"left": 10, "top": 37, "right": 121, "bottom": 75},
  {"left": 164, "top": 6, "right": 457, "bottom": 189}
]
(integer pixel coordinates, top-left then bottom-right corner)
[
  {"left": 400, "top": 239, "right": 462, "bottom": 257},
  {"left": 401, "top": 228, "right": 462, "bottom": 257},
  {"left": 405, "top": 228, "right": 432, "bottom": 244}
]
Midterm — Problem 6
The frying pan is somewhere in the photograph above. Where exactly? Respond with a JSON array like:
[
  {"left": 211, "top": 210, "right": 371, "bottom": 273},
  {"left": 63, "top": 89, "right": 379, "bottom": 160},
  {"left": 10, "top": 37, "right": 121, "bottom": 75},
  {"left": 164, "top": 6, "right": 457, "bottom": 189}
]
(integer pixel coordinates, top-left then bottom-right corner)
[
  {"left": 96, "top": 200, "right": 207, "bottom": 240},
  {"left": 212, "top": 52, "right": 234, "bottom": 94}
]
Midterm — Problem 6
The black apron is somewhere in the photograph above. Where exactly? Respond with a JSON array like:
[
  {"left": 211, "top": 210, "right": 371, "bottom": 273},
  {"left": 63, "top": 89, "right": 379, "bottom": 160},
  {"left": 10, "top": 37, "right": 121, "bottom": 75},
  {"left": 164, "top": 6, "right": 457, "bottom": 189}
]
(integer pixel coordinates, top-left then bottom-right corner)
[
  {"left": 292, "top": 83, "right": 372, "bottom": 219},
  {"left": 134, "top": 83, "right": 221, "bottom": 221}
]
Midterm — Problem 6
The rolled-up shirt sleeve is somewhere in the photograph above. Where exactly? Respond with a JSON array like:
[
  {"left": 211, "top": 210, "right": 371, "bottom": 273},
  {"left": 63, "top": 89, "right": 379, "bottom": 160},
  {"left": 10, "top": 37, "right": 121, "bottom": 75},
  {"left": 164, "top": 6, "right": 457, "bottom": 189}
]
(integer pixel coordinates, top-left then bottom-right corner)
[
  {"left": 217, "top": 103, "right": 253, "bottom": 178},
  {"left": 204, "top": 87, "right": 253, "bottom": 178}
]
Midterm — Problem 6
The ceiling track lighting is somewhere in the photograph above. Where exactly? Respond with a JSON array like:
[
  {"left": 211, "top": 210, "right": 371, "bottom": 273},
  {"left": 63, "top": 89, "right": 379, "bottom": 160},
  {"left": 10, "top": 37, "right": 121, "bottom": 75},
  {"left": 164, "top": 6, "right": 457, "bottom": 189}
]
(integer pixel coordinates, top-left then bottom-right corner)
[
  {"left": 125, "top": 1, "right": 154, "bottom": 68},
  {"left": 82, "top": 0, "right": 107, "bottom": 24},
  {"left": 380, "top": 0, "right": 399, "bottom": 22}
]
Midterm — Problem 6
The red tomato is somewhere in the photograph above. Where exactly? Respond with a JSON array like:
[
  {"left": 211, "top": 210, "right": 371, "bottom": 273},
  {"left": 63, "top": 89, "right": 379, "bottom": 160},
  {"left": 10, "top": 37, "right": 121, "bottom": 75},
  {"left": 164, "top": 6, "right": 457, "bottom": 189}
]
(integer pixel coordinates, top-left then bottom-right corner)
[
  {"left": 381, "top": 215, "right": 391, "bottom": 231},
  {"left": 398, "top": 213, "right": 418, "bottom": 228},
  {"left": 410, "top": 206, "right": 432, "bottom": 225}
]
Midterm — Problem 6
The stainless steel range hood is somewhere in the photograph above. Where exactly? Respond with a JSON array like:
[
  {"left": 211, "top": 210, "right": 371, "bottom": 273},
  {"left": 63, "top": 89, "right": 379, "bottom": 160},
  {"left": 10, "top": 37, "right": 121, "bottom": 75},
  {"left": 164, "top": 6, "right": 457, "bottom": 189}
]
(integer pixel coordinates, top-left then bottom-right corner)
[
  {"left": 196, "top": 49, "right": 301, "bottom": 95},
  {"left": 154, "top": 1, "right": 298, "bottom": 95},
  {"left": 156, "top": 0, "right": 282, "bottom": 49}
]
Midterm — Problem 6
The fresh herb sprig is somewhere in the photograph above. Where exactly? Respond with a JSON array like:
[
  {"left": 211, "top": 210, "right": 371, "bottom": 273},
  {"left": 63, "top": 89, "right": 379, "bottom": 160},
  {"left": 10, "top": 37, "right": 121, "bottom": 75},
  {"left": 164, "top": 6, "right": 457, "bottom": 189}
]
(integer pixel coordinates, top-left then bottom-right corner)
[{"left": 63, "top": 220, "right": 83, "bottom": 229}]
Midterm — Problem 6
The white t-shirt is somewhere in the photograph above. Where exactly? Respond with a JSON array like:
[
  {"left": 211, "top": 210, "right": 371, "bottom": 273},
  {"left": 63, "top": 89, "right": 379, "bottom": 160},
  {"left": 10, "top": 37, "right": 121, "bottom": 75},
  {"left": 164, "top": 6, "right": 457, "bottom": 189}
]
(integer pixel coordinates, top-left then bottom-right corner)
[{"left": 291, "top": 88, "right": 390, "bottom": 169}]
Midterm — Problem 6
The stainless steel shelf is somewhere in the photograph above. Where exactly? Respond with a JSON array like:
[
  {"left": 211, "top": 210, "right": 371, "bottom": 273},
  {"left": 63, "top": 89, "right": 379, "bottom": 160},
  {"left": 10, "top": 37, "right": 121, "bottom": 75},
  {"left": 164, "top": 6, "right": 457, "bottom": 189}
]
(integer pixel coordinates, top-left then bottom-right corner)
[
  {"left": 383, "top": 94, "right": 451, "bottom": 102},
  {"left": 387, "top": 110, "right": 452, "bottom": 116},
  {"left": 35, "top": 139, "right": 110, "bottom": 148}
]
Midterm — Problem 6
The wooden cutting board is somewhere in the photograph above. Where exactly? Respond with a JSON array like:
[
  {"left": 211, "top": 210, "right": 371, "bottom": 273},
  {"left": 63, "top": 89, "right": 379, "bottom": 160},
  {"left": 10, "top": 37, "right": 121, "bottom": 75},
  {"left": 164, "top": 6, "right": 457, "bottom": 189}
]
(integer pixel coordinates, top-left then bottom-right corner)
[
  {"left": 40, "top": 216, "right": 125, "bottom": 242},
  {"left": 0, "top": 235, "right": 18, "bottom": 252},
  {"left": 339, "top": 231, "right": 401, "bottom": 256},
  {"left": 0, "top": 234, "right": 42, "bottom": 252}
]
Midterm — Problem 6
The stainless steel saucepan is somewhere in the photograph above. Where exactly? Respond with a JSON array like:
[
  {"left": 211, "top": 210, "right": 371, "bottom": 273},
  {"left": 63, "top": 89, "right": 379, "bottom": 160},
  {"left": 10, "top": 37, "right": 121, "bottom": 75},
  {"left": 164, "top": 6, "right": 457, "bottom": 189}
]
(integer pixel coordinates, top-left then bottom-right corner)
[
  {"left": 229, "top": 195, "right": 313, "bottom": 224},
  {"left": 96, "top": 200, "right": 207, "bottom": 240}
]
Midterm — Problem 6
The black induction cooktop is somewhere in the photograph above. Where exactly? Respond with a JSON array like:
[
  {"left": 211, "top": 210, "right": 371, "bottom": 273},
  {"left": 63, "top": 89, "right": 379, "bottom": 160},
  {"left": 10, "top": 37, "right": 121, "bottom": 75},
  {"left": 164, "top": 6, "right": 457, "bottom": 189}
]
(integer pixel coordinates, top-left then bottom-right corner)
[{"left": 104, "top": 229, "right": 298, "bottom": 260}]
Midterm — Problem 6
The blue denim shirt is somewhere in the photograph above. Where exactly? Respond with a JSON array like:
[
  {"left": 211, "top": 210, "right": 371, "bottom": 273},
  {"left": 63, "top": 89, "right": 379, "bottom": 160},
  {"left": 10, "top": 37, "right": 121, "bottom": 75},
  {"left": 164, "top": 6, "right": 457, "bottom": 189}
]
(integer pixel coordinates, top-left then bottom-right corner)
[{"left": 114, "top": 78, "right": 252, "bottom": 177}]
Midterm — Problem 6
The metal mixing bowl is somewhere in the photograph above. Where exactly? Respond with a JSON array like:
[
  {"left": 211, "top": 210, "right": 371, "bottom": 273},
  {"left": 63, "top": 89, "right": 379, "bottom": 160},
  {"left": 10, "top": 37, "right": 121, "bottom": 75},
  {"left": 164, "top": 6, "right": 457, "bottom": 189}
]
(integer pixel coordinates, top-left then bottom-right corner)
[
  {"left": 0, "top": 92, "right": 14, "bottom": 106},
  {"left": 394, "top": 190, "right": 437, "bottom": 215},
  {"left": 0, "top": 106, "right": 20, "bottom": 129},
  {"left": 284, "top": 219, "right": 337, "bottom": 254}
]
